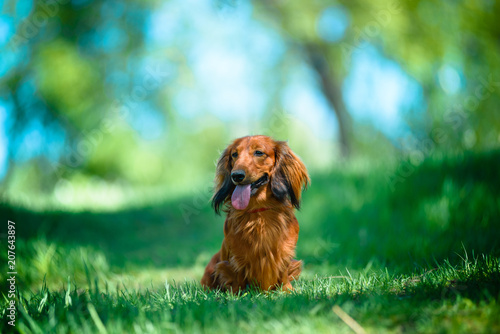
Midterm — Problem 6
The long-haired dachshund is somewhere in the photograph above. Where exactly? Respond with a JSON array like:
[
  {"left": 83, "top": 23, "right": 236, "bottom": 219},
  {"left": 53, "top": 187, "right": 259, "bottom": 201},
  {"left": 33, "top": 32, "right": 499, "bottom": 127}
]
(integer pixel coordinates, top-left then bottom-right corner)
[{"left": 201, "top": 135, "right": 310, "bottom": 292}]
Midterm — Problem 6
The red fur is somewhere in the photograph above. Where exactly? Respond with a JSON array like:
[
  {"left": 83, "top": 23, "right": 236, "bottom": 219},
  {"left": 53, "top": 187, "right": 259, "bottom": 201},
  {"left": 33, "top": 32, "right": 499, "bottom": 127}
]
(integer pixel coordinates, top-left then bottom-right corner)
[{"left": 201, "top": 135, "right": 309, "bottom": 292}]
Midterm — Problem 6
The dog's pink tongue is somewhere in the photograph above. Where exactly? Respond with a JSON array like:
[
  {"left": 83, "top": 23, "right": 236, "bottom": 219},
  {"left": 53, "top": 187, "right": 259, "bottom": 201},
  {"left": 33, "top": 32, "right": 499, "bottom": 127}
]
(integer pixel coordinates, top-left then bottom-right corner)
[{"left": 231, "top": 184, "right": 251, "bottom": 210}]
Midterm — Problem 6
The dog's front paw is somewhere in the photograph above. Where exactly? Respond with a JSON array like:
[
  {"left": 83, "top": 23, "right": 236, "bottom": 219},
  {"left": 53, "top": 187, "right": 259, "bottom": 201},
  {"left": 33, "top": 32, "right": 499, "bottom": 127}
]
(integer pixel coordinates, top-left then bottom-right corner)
[{"left": 214, "top": 261, "right": 234, "bottom": 290}]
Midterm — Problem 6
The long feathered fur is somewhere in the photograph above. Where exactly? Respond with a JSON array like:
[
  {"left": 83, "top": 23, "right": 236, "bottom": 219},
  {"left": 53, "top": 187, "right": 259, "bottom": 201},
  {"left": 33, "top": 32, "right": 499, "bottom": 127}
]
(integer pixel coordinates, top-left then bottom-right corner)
[{"left": 201, "top": 135, "right": 309, "bottom": 292}]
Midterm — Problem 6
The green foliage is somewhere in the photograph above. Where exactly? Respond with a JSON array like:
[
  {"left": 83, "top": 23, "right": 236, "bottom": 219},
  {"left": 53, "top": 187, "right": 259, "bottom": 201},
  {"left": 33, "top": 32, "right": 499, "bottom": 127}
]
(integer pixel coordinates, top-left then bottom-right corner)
[
  {"left": 33, "top": 39, "right": 102, "bottom": 122},
  {"left": 3, "top": 0, "right": 500, "bottom": 201}
]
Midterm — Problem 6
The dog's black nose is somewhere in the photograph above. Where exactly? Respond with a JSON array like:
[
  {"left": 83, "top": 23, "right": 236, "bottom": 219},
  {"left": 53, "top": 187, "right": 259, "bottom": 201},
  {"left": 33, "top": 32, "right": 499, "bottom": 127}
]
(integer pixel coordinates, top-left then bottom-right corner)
[{"left": 231, "top": 170, "right": 245, "bottom": 183}]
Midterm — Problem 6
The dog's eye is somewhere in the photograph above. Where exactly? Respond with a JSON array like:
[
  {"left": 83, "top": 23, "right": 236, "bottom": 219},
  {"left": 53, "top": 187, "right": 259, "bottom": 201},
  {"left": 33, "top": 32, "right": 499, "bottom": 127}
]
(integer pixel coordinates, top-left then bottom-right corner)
[
  {"left": 231, "top": 152, "right": 238, "bottom": 158},
  {"left": 254, "top": 150, "right": 264, "bottom": 157}
]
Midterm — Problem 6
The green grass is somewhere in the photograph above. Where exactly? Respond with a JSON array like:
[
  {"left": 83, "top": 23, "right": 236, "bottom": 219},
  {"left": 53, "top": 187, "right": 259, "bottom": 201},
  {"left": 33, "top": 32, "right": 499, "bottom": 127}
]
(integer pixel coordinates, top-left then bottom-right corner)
[
  {"left": 4, "top": 256, "right": 500, "bottom": 333},
  {"left": 1, "top": 150, "right": 500, "bottom": 332}
]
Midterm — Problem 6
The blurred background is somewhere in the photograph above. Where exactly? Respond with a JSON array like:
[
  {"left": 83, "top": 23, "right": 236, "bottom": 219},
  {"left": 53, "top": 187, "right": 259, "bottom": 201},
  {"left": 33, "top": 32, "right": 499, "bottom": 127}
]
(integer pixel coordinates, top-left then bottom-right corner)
[{"left": 0, "top": 0, "right": 499, "bottom": 290}]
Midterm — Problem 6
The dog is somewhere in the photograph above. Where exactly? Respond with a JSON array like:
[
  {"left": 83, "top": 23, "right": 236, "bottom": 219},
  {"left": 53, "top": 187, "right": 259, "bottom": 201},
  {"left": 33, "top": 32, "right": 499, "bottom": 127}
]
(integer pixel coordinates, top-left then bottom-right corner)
[{"left": 201, "top": 135, "right": 310, "bottom": 292}]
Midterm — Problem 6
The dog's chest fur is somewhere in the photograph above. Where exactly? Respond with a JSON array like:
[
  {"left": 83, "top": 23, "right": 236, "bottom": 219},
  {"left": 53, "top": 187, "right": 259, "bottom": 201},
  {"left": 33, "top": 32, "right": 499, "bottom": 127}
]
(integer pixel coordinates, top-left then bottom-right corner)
[{"left": 224, "top": 211, "right": 298, "bottom": 289}]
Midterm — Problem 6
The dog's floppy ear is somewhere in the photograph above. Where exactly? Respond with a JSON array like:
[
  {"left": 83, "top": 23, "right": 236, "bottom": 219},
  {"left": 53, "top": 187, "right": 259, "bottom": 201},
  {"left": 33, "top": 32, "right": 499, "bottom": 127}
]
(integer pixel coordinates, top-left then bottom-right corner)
[
  {"left": 271, "top": 141, "right": 310, "bottom": 209},
  {"left": 212, "top": 147, "right": 233, "bottom": 214}
]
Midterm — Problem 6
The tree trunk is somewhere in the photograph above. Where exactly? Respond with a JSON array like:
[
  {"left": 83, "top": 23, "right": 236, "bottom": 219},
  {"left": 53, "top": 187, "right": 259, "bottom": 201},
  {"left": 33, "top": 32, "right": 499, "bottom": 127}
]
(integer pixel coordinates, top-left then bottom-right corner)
[{"left": 305, "top": 44, "right": 352, "bottom": 158}]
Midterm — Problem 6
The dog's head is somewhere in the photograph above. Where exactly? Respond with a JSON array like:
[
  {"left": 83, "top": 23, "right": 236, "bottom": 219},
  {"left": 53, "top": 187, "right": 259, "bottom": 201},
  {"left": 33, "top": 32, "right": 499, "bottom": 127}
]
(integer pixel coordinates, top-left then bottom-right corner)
[{"left": 212, "top": 135, "right": 310, "bottom": 214}]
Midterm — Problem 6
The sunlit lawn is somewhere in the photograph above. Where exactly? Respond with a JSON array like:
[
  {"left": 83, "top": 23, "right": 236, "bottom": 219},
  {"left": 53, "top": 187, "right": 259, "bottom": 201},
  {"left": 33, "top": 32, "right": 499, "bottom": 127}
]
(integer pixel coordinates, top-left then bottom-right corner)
[{"left": 1, "top": 151, "right": 499, "bottom": 333}]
